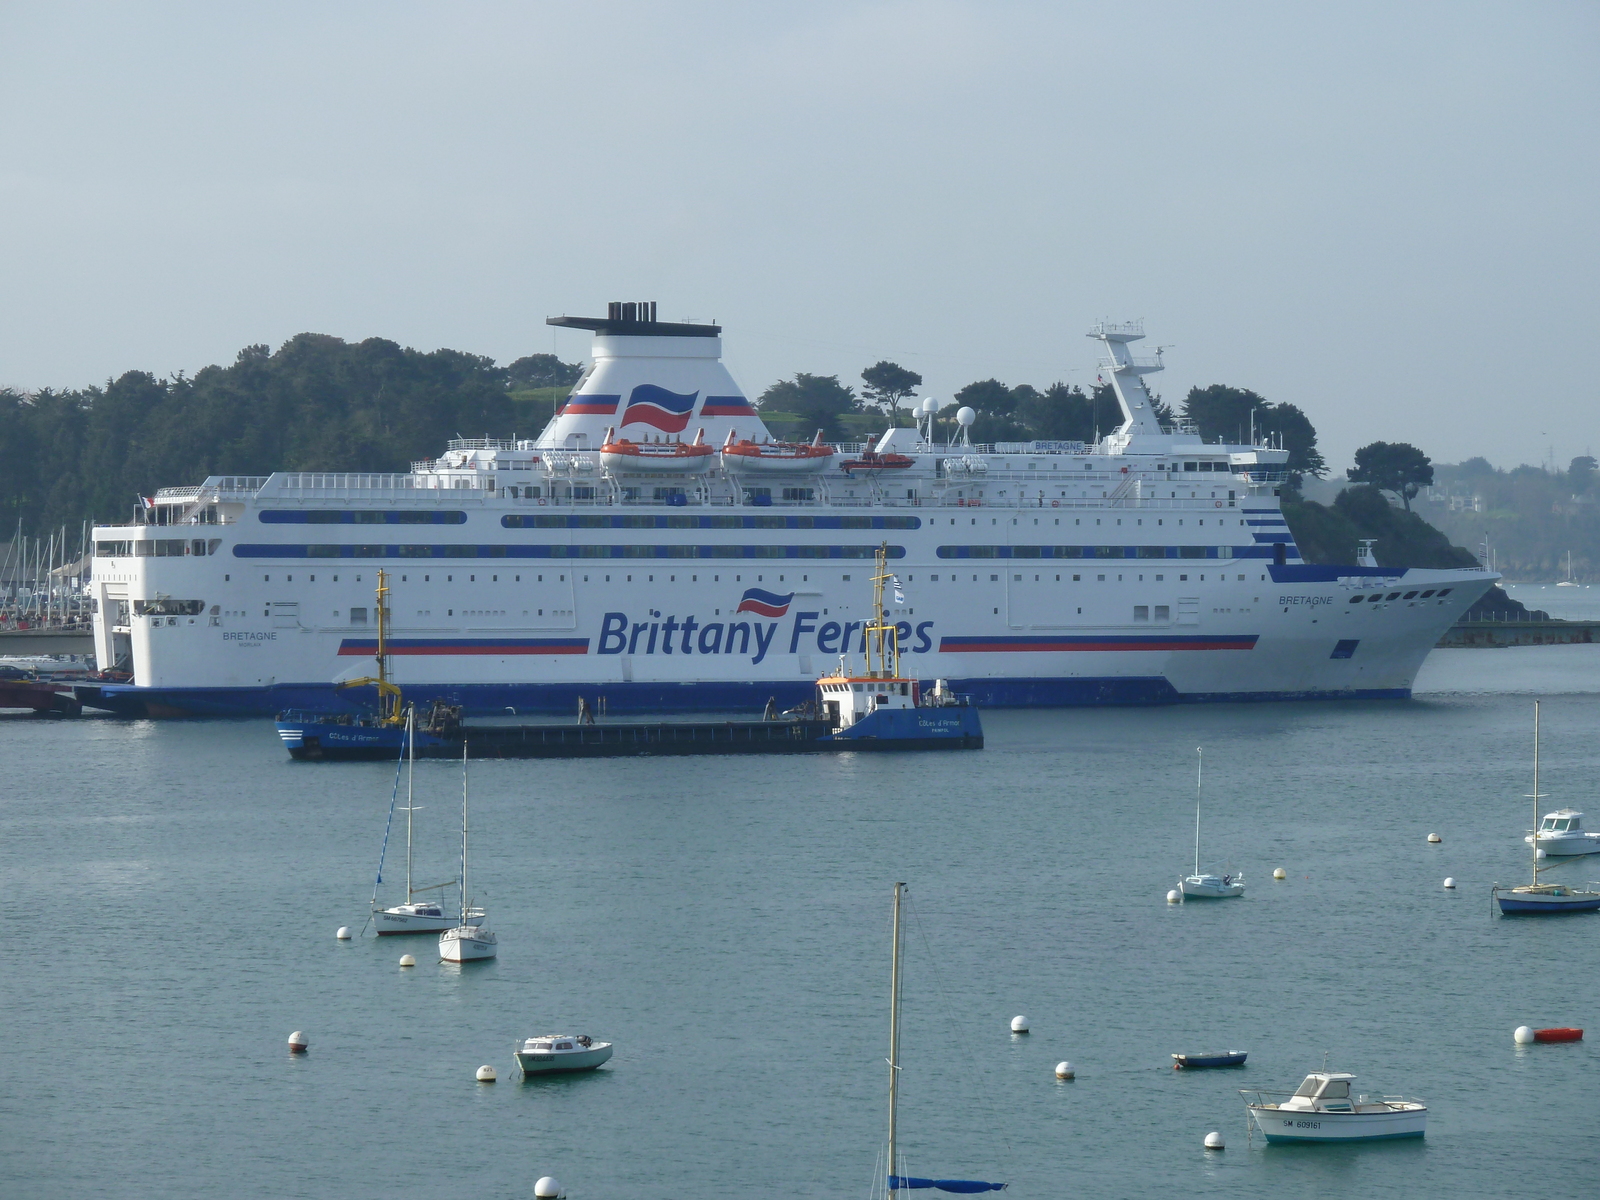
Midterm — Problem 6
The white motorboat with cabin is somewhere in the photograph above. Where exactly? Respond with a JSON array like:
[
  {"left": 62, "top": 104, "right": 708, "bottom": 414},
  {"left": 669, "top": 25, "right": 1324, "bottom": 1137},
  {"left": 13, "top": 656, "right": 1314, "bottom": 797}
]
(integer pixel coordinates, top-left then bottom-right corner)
[
  {"left": 1496, "top": 703, "right": 1600, "bottom": 913},
  {"left": 1179, "top": 747, "right": 1243, "bottom": 898},
  {"left": 438, "top": 743, "right": 498, "bottom": 962},
  {"left": 1525, "top": 809, "right": 1600, "bottom": 856},
  {"left": 514, "top": 1034, "right": 614, "bottom": 1074},
  {"left": 1242, "top": 1070, "right": 1426, "bottom": 1142}
]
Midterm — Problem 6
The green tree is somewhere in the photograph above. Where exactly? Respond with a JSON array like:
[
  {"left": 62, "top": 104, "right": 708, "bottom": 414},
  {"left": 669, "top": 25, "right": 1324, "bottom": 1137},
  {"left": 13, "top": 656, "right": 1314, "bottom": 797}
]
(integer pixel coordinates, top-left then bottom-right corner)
[
  {"left": 859, "top": 361, "right": 922, "bottom": 419},
  {"left": 507, "top": 354, "right": 583, "bottom": 389},
  {"left": 1015, "top": 383, "right": 1094, "bottom": 442},
  {"left": 1348, "top": 441, "right": 1433, "bottom": 511},
  {"left": 756, "top": 373, "right": 860, "bottom": 442},
  {"left": 1568, "top": 455, "right": 1596, "bottom": 493}
]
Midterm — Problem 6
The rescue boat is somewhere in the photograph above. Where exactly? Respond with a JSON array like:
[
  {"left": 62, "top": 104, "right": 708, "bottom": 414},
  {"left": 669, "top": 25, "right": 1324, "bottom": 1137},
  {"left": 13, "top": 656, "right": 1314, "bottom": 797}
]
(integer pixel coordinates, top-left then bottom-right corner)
[
  {"left": 838, "top": 448, "right": 914, "bottom": 474},
  {"left": 719, "top": 429, "right": 836, "bottom": 474},
  {"left": 599, "top": 427, "right": 716, "bottom": 474}
]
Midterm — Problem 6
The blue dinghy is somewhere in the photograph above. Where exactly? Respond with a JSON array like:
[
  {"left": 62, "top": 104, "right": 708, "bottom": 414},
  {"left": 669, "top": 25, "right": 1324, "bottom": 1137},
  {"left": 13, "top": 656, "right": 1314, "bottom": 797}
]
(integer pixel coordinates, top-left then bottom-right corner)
[{"left": 1172, "top": 1052, "right": 1248, "bottom": 1069}]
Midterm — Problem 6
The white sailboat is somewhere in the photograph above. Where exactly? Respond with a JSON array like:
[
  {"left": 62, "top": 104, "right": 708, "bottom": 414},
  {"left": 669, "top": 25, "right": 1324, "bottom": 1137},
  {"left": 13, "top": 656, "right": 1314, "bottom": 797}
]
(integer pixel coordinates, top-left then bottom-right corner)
[
  {"left": 1179, "top": 748, "right": 1243, "bottom": 899},
  {"left": 1495, "top": 702, "right": 1600, "bottom": 914},
  {"left": 439, "top": 742, "right": 498, "bottom": 962},
  {"left": 372, "top": 706, "right": 480, "bottom": 934},
  {"left": 882, "top": 883, "right": 1005, "bottom": 1200},
  {"left": 1557, "top": 551, "right": 1578, "bottom": 586}
]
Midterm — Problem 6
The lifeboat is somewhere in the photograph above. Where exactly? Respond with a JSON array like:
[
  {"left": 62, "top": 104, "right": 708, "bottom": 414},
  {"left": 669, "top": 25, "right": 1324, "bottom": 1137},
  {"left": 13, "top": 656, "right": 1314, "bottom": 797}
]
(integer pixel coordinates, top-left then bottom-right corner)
[
  {"left": 839, "top": 449, "right": 914, "bottom": 474},
  {"left": 719, "top": 430, "right": 836, "bottom": 474},
  {"left": 600, "top": 427, "right": 715, "bottom": 474}
]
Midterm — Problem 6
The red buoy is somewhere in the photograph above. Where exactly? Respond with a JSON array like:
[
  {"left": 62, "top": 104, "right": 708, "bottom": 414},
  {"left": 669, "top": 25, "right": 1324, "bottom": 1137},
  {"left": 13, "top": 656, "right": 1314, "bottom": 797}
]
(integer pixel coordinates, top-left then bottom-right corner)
[{"left": 1533, "top": 1027, "right": 1583, "bottom": 1043}]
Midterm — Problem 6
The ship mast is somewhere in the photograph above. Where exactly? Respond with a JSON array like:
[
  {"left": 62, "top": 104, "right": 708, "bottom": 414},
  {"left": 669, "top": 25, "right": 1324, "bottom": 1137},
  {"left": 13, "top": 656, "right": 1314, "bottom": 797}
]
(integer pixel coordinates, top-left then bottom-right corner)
[{"left": 864, "top": 542, "right": 900, "bottom": 679}]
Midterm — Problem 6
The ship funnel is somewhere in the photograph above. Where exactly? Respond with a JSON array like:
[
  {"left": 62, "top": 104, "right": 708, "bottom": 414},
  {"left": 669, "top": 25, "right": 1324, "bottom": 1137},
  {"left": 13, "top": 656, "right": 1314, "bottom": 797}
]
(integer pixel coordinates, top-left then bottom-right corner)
[{"left": 607, "top": 301, "right": 658, "bottom": 323}]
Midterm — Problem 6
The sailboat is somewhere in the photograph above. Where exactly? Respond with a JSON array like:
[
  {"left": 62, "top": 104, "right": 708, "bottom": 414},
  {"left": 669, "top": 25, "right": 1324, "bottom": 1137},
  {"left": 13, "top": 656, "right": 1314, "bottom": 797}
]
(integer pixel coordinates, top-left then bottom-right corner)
[
  {"left": 1495, "top": 702, "right": 1600, "bottom": 914},
  {"left": 439, "top": 742, "right": 499, "bottom": 961},
  {"left": 1179, "top": 748, "right": 1243, "bottom": 899},
  {"left": 1557, "top": 551, "right": 1578, "bottom": 586},
  {"left": 372, "top": 706, "right": 480, "bottom": 934},
  {"left": 882, "top": 883, "right": 1006, "bottom": 1199}
]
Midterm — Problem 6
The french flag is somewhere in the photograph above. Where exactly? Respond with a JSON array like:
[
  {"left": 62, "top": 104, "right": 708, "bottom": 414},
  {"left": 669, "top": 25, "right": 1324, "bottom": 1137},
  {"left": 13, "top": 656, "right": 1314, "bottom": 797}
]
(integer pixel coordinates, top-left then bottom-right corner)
[
  {"left": 621, "top": 385, "right": 698, "bottom": 432},
  {"left": 700, "top": 395, "right": 755, "bottom": 417},
  {"left": 735, "top": 588, "right": 794, "bottom": 618}
]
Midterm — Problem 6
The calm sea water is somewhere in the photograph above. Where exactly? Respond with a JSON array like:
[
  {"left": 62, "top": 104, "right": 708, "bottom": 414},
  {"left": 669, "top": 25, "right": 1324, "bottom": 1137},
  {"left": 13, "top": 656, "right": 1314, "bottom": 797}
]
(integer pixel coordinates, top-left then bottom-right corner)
[{"left": 4, "top": 658, "right": 1599, "bottom": 1200}]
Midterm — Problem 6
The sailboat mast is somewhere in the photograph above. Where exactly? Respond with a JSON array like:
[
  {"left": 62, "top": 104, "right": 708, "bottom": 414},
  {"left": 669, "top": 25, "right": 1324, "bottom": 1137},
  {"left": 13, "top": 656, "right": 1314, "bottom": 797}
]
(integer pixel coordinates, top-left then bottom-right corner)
[
  {"left": 405, "top": 705, "right": 415, "bottom": 902},
  {"left": 1532, "top": 701, "right": 1541, "bottom": 886},
  {"left": 460, "top": 741, "right": 469, "bottom": 923},
  {"left": 1194, "top": 747, "right": 1203, "bottom": 876},
  {"left": 888, "top": 881, "right": 904, "bottom": 1200}
]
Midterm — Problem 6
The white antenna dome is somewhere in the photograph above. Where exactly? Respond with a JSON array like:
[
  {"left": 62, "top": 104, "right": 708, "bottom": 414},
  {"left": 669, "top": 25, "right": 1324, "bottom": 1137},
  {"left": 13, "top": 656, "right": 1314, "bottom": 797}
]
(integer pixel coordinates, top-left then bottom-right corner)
[
  {"left": 956, "top": 407, "right": 976, "bottom": 426},
  {"left": 920, "top": 397, "right": 937, "bottom": 415}
]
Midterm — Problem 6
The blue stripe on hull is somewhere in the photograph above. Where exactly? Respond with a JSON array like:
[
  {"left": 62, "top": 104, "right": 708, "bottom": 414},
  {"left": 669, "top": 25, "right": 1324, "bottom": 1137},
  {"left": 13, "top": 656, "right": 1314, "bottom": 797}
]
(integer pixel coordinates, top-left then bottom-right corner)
[
  {"left": 1496, "top": 896, "right": 1600, "bottom": 913},
  {"left": 79, "top": 677, "right": 1415, "bottom": 718},
  {"left": 1260, "top": 1130, "right": 1424, "bottom": 1143}
]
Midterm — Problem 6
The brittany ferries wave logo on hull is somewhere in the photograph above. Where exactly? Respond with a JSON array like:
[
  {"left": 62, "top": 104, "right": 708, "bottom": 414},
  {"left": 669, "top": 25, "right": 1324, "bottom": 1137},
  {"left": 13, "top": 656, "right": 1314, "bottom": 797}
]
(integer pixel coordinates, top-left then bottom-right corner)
[
  {"left": 735, "top": 588, "right": 793, "bottom": 618},
  {"left": 621, "top": 385, "right": 698, "bottom": 432}
]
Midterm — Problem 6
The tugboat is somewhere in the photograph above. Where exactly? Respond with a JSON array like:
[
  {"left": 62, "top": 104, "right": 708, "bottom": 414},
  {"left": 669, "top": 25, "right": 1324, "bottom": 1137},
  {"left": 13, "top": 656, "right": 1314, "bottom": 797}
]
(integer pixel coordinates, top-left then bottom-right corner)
[{"left": 276, "top": 552, "right": 981, "bottom": 759}]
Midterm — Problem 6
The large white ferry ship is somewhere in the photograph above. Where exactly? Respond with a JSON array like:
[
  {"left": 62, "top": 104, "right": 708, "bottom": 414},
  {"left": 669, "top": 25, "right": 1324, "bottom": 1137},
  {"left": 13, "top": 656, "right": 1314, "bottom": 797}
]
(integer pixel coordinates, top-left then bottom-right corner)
[{"left": 82, "top": 306, "right": 1495, "bottom": 717}]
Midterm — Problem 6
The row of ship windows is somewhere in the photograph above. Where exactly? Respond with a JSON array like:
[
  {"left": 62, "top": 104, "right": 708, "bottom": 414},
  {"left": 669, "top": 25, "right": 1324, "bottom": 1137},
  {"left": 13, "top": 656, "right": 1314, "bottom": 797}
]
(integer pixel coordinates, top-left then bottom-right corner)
[
  {"left": 255, "top": 510, "right": 922, "bottom": 530},
  {"left": 221, "top": 543, "right": 1286, "bottom": 561},
  {"left": 229, "top": 544, "right": 902, "bottom": 560},
  {"left": 1351, "top": 589, "right": 1451, "bottom": 602}
]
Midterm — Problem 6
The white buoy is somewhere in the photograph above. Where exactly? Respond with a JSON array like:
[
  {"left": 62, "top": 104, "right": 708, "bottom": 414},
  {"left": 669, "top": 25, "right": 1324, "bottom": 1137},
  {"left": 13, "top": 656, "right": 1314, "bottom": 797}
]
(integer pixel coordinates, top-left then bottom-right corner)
[
  {"left": 1514, "top": 1025, "right": 1535, "bottom": 1044},
  {"left": 1272, "top": 867, "right": 1286, "bottom": 880},
  {"left": 1443, "top": 877, "right": 1456, "bottom": 889},
  {"left": 336, "top": 926, "right": 351, "bottom": 940},
  {"left": 1166, "top": 889, "right": 1181, "bottom": 904},
  {"left": 476, "top": 1064, "right": 497, "bottom": 1082},
  {"left": 1204, "top": 1131, "right": 1225, "bottom": 1150},
  {"left": 399, "top": 954, "right": 416, "bottom": 967},
  {"left": 287, "top": 1031, "right": 308, "bottom": 1053},
  {"left": 1536, "top": 848, "right": 1548, "bottom": 859},
  {"left": 534, "top": 1177, "right": 563, "bottom": 1199},
  {"left": 1427, "top": 833, "right": 1442, "bottom": 844},
  {"left": 1054, "top": 1061, "right": 1075, "bottom": 1079},
  {"left": 1010, "top": 1015, "right": 1030, "bottom": 1034}
]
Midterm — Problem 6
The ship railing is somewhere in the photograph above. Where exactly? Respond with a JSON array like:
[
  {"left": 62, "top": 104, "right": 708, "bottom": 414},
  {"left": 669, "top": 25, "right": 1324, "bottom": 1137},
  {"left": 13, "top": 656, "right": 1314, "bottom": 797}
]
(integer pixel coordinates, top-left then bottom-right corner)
[{"left": 274, "top": 472, "right": 485, "bottom": 493}]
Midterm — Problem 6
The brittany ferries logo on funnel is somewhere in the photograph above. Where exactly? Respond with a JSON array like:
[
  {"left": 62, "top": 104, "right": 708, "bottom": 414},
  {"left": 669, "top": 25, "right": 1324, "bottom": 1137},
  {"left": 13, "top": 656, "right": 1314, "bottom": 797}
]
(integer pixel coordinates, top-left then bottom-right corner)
[
  {"left": 735, "top": 588, "right": 794, "bottom": 618},
  {"left": 621, "top": 385, "right": 698, "bottom": 432}
]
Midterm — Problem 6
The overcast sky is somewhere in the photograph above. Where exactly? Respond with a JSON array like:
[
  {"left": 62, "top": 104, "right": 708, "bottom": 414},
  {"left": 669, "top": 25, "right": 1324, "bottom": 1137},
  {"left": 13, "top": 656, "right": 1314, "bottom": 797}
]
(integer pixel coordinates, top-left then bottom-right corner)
[{"left": 2, "top": 2, "right": 1595, "bottom": 472}]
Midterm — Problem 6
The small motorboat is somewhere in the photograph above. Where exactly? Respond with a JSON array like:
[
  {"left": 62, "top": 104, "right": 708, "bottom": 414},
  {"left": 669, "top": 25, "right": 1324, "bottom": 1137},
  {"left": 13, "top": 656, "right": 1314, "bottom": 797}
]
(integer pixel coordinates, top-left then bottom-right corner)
[
  {"left": 600, "top": 426, "right": 716, "bottom": 474},
  {"left": 1533, "top": 1027, "right": 1583, "bottom": 1043},
  {"left": 838, "top": 449, "right": 913, "bottom": 474},
  {"left": 1172, "top": 1051, "right": 1247, "bottom": 1069},
  {"left": 1242, "top": 1070, "right": 1426, "bottom": 1142},
  {"left": 720, "top": 430, "right": 835, "bottom": 474},
  {"left": 1525, "top": 809, "right": 1600, "bottom": 856},
  {"left": 514, "top": 1034, "right": 614, "bottom": 1074}
]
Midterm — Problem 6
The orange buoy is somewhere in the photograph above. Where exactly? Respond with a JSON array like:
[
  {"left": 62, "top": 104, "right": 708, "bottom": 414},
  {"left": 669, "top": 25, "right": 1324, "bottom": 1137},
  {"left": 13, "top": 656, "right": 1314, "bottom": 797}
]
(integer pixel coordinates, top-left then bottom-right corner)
[{"left": 1533, "top": 1027, "right": 1583, "bottom": 1043}]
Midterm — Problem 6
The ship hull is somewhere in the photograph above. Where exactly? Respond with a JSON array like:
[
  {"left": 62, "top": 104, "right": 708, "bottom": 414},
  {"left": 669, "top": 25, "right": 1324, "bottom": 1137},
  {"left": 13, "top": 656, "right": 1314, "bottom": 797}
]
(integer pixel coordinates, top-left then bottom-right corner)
[{"left": 85, "top": 673, "right": 1419, "bottom": 718}]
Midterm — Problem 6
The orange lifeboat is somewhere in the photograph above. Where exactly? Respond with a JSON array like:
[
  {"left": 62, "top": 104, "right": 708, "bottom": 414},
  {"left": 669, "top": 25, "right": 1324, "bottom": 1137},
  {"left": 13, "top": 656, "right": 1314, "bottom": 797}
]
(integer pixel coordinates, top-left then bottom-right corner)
[
  {"left": 600, "top": 427, "right": 716, "bottom": 474},
  {"left": 839, "top": 449, "right": 914, "bottom": 475},
  {"left": 719, "top": 429, "right": 836, "bottom": 475}
]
